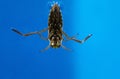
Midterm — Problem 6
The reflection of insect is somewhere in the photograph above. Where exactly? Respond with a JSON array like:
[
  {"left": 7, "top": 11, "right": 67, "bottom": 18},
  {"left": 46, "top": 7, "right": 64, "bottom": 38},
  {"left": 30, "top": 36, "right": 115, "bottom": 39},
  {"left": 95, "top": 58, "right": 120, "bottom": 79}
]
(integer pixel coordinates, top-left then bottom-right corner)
[{"left": 12, "top": 2, "right": 92, "bottom": 52}]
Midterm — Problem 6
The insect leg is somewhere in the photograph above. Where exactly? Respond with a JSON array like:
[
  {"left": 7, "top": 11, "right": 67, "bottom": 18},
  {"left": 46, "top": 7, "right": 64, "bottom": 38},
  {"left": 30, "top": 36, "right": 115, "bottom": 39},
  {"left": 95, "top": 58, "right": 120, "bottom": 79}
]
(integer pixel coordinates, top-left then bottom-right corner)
[
  {"left": 12, "top": 28, "right": 39, "bottom": 36},
  {"left": 62, "top": 31, "right": 92, "bottom": 43},
  {"left": 63, "top": 33, "right": 79, "bottom": 42},
  {"left": 62, "top": 31, "right": 70, "bottom": 39},
  {"left": 38, "top": 34, "right": 48, "bottom": 40},
  {"left": 40, "top": 45, "right": 50, "bottom": 52},
  {"left": 12, "top": 28, "right": 48, "bottom": 40},
  {"left": 62, "top": 31, "right": 78, "bottom": 41},
  {"left": 61, "top": 44, "right": 72, "bottom": 51},
  {"left": 37, "top": 28, "right": 49, "bottom": 40}
]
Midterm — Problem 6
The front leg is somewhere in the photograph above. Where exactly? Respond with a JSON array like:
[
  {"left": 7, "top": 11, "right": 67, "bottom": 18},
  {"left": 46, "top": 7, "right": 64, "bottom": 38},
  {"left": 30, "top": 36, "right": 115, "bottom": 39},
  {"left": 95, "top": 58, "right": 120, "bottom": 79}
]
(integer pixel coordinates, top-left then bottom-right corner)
[{"left": 62, "top": 31, "right": 92, "bottom": 44}]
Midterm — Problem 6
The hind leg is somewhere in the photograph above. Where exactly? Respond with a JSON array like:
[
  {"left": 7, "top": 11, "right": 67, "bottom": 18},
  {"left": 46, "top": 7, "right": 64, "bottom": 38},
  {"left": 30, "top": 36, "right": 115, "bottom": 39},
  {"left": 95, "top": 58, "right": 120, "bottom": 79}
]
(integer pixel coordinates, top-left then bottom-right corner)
[
  {"left": 62, "top": 31, "right": 92, "bottom": 43},
  {"left": 12, "top": 28, "right": 48, "bottom": 40}
]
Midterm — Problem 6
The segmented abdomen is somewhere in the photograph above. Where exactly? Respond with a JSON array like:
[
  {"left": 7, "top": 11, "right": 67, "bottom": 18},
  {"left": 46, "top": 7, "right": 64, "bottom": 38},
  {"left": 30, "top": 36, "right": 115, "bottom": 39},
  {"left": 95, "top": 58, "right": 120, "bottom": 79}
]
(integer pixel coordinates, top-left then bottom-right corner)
[{"left": 48, "top": 4, "right": 63, "bottom": 39}]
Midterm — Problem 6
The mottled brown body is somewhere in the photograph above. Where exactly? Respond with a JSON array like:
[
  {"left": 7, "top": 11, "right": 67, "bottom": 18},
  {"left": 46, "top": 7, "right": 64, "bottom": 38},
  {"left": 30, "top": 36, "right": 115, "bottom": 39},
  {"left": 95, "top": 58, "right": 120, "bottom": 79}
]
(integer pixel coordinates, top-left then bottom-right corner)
[
  {"left": 48, "top": 4, "right": 63, "bottom": 48},
  {"left": 11, "top": 2, "right": 92, "bottom": 51}
]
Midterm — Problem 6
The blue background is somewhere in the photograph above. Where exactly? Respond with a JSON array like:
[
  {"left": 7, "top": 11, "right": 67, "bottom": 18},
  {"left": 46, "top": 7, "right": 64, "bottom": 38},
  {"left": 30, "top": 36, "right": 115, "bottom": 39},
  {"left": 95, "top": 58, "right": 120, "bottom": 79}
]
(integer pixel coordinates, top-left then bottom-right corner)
[{"left": 0, "top": 0, "right": 120, "bottom": 79}]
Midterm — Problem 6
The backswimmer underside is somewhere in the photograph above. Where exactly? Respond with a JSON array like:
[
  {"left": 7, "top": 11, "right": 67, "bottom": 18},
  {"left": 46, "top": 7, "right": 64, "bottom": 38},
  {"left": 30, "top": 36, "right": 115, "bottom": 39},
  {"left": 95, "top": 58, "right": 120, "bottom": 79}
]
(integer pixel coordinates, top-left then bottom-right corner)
[{"left": 11, "top": 2, "right": 92, "bottom": 52}]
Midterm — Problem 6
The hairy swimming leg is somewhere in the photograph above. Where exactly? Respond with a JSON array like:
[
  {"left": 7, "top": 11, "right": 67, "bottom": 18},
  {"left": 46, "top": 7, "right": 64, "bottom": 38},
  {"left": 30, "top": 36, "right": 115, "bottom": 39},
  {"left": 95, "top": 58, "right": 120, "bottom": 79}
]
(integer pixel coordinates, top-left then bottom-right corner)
[
  {"left": 62, "top": 31, "right": 92, "bottom": 44},
  {"left": 12, "top": 28, "right": 48, "bottom": 40}
]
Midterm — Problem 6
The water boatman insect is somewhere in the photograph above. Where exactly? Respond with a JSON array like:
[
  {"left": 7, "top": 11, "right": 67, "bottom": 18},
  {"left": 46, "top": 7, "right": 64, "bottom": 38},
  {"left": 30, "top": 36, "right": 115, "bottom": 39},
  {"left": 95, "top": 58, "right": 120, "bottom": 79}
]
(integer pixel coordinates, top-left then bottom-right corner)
[{"left": 12, "top": 2, "right": 92, "bottom": 52}]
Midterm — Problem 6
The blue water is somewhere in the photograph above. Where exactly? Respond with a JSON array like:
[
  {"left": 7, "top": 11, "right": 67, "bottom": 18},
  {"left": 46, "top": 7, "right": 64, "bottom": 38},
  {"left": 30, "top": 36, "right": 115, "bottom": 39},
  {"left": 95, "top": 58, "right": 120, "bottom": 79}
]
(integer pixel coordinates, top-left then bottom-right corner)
[{"left": 0, "top": 0, "right": 120, "bottom": 79}]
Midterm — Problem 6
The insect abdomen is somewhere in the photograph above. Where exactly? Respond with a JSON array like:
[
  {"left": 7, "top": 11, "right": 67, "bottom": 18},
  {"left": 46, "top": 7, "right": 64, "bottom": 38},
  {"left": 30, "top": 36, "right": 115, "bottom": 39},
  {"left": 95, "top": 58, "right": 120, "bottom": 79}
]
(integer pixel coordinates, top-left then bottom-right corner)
[{"left": 48, "top": 3, "right": 63, "bottom": 40}]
